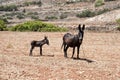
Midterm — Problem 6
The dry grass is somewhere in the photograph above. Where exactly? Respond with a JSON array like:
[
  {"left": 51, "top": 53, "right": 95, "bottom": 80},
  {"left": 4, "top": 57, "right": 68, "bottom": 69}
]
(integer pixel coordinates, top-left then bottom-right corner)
[{"left": 0, "top": 31, "right": 120, "bottom": 80}]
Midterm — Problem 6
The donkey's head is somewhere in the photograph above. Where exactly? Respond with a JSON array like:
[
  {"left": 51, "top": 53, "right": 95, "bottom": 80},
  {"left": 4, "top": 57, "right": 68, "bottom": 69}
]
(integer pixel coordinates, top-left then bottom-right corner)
[
  {"left": 78, "top": 24, "right": 85, "bottom": 43},
  {"left": 44, "top": 36, "right": 49, "bottom": 45}
]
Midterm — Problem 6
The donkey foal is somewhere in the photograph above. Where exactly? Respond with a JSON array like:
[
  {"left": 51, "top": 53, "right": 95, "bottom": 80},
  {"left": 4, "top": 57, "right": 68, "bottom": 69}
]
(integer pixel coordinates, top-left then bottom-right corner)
[{"left": 29, "top": 36, "right": 49, "bottom": 56}]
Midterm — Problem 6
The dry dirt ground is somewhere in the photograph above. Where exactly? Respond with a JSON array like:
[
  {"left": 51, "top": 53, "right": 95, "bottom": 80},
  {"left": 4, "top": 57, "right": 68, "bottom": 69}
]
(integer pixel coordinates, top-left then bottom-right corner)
[{"left": 0, "top": 31, "right": 120, "bottom": 80}]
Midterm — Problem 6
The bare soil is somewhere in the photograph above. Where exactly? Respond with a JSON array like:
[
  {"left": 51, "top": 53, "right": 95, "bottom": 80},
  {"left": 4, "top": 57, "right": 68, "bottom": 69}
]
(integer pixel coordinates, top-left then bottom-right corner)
[{"left": 0, "top": 31, "right": 120, "bottom": 80}]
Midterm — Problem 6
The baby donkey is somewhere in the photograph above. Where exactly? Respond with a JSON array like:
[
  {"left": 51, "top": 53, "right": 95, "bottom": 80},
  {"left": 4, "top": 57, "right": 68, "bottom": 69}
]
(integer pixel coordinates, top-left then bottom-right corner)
[{"left": 29, "top": 36, "right": 49, "bottom": 56}]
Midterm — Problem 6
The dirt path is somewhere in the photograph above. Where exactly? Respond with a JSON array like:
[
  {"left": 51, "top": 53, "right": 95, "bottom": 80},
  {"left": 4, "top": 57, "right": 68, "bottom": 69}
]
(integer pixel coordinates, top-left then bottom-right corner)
[{"left": 0, "top": 31, "right": 120, "bottom": 80}]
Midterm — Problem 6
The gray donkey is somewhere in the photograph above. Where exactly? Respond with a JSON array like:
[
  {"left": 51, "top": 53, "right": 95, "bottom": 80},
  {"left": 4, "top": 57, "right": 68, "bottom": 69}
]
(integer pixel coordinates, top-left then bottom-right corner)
[
  {"left": 29, "top": 36, "right": 49, "bottom": 56},
  {"left": 61, "top": 24, "right": 85, "bottom": 58}
]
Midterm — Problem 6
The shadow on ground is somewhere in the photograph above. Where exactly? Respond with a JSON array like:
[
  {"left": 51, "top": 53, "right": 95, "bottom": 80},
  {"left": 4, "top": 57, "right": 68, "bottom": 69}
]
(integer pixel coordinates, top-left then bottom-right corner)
[
  {"left": 73, "top": 57, "right": 94, "bottom": 63},
  {"left": 32, "top": 55, "right": 55, "bottom": 57}
]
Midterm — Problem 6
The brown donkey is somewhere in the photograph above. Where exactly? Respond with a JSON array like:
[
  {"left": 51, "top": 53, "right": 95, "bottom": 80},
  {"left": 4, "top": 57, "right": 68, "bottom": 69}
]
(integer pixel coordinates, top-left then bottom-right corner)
[{"left": 61, "top": 24, "right": 85, "bottom": 58}]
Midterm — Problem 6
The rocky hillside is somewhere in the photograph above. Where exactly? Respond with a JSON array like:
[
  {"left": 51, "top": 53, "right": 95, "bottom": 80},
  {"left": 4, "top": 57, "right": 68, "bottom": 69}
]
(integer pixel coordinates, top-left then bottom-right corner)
[{"left": 0, "top": 0, "right": 120, "bottom": 29}]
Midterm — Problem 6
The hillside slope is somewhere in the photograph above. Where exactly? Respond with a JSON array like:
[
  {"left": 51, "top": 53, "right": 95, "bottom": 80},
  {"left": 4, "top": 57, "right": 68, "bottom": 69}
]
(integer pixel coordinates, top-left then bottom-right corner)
[
  {"left": 85, "top": 9, "right": 120, "bottom": 24},
  {"left": 0, "top": 0, "right": 120, "bottom": 28}
]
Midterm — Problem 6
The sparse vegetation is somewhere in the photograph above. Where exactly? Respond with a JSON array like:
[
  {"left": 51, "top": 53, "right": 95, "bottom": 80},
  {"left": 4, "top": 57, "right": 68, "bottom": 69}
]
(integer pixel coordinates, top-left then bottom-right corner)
[
  {"left": 116, "top": 18, "right": 120, "bottom": 31},
  {"left": 66, "top": 0, "right": 93, "bottom": 4},
  {"left": 76, "top": 9, "right": 110, "bottom": 18},
  {"left": 27, "top": 12, "right": 38, "bottom": 16},
  {"left": 3, "top": 12, "right": 26, "bottom": 20},
  {"left": 6, "top": 16, "right": 13, "bottom": 20},
  {"left": 4, "top": 12, "right": 16, "bottom": 17},
  {"left": 95, "top": 0, "right": 105, "bottom": 7},
  {"left": 0, "top": 16, "right": 8, "bottom": 23},
  {"left": 23, "top": 9, "right": 26, "bottom": 13},
  {"left": 0, "top": 4, "right": 18, "bottom": 11},
  {"left": 60, "top": 13, "right": 68, "bottom": 19},
  {"left": 0, "top": 20, "right": 7, "bottom": 31},
  {"left": 117, "top": 26, "right": 120, "bottom": 31},
  {"left": 0, "top": 0, "right": 119, "bottom": 32},
  {"left": 76, "top": 10, "right": 96, "bottom": 18},
  {"left": 16, "top": 13, "right": 25, "bottom": 19},
  {"left": 10, "top": 21, "right": 67, "bottom": 32},
  {"left": 31, "top": 15, "right": 39, "bottom": 20},
  {"left": 96, "top": 8, "right": 109, "bottom": 15},
  {"left": 23, "top": 0, "right": 42, "bottom": 7},
  {"left": 105, "top": 0, "right": 116, "bottom": 1},
  {"left": 45, "top": 16, "right": 58, "bottom": 20}
]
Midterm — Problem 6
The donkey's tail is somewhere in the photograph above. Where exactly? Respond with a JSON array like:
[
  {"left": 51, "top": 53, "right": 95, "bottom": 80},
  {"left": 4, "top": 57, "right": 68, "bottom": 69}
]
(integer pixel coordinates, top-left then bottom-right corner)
[{"left": 61, "top": 42, "right": 64, "bottom": 49}]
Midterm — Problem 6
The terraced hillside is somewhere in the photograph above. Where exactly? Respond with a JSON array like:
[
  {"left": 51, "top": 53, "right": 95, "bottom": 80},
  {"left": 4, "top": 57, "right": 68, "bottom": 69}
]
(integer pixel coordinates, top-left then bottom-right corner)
[{"left": 0, "top": 0, "right": 120, "bottom": 28}]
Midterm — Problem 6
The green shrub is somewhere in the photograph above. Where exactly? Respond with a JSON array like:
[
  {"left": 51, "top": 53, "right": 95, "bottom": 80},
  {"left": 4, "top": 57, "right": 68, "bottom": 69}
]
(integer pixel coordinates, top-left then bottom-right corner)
[
  {"left": 27, "top": 12, "right": 38, "bottom": 15},
  {"left": 76, "top": 10, "right": 96, "bottom": 18},
  {"left": 66, "top": 1, "right": 75, "bottom": 4},
  {"left": 34, "top": 12, "right": 38, "bottom": 15},
  {"left": 4, "top": 12, "right": 25, "bottom": 20},
  {"left": 76, "top": 9, "right": 110, "bottom": 18},
  {"left": 0, "top": 4, "right": 18, "bottom": 11},
  {"left": 7, "top": 16, "right": 13, "bottom": 19},
  {"left": 0, "top": 20, "right": 7, "bottom": 31},
  {"left": 5, "top": 13, "right": 14, "bottom": 16},
  {"left": 105, "top": 0, "right": 116, "bottom": 1},
  {"left": 23, "top": 1, "right": 42, "bottom": 7},
  {"left": 117, "top": 26, "right": 120, "bottom": 31},
  {"left": 34, "top": 0, "right": 42, "bottom": 7},
  {"left": 97, "top": 9, "right": 109, "bottom": 15},
  {"left": 16, "top": 13, "right": 25, "bottom": 19},
  {"left": 66, "top": 0, "right": 92, "bottom": 4},
  {"left": 116, "top": 18, "right": 120, "bottom": 25},
  {"left": 95, "top": 0, "right": 105, "bottom": 7},
  {"left": 116, "top": 18, "right": 120, "bottom": 31},
  {"left": 31, "top": 15, "right": 39, "bottom": 20},
  {"left": 10, "top": 21, "right": 68, "bottom": 32},
  {"left": 45, "top": 16, "right": 58, "bottom": 20},
  {"left": 60, "top": 14, "right": 68, "bottom": 19},
  {"left": 0, "top": 16, "right": 8, "bottom": 23},
  {"left": 23, "top": 2, "right": 31, "bottom": 6}
]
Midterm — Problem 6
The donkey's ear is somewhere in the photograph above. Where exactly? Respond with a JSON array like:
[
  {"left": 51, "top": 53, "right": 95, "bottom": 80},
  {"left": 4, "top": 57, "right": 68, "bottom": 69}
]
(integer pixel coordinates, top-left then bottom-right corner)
[
  {"left": 82, "top": 24, "right": 85, "bottom": 31},
  {"left": 78, "top": 24, "right": 81, "bottom": 31},
  {"left": 44, "top": 36, "right": 47, "bottom": 39}
]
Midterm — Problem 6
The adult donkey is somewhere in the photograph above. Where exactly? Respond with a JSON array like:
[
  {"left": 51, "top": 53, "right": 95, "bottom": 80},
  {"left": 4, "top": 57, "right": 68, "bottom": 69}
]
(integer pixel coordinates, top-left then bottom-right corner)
[{"left": 61, "top": 24, "right": 85, "bottom": 58}]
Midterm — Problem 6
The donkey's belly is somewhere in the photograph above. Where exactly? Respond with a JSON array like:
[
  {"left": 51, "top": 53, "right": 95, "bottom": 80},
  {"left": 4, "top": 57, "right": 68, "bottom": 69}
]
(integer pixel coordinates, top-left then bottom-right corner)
[{"left": 67, "top": 43, "right": 79, "bottom": 47}]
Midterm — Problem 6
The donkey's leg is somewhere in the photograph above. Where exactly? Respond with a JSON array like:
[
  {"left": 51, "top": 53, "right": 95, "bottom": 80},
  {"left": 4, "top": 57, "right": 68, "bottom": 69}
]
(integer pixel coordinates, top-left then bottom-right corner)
[
  {"left": 64, "top": 45, "right": 69, "bottom": 58},
  {"left": 29, "top": 46, "right": 34, "bottom": 56},
  {"left": 77, "top": 46, "right": 80, "bottom": 59},
  {"left": 71, "top": 47, "right": 75, "bottom": 58},
  {"left": 63, "top": 44, "right": 67, "bottom": 57},
  {"left": 40, "top": 47, "right": 42, "bottom": 56}
]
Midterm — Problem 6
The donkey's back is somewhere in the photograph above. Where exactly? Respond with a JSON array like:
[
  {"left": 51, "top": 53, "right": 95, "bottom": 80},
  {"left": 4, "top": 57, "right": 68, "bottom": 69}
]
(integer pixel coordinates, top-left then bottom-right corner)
[
  {"left": 63, "top": 33, "right": 79, "bottom": 47},
  {"left": 31, "top": 40, "right": 43, "bottom": 47}
]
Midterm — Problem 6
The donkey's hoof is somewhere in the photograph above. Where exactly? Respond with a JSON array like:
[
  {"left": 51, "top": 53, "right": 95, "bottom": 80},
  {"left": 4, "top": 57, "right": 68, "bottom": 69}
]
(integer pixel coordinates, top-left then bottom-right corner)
[
  {"left": 40, "top": 54, "right": 42, "bottom": 56},
  {"left": 29, "top": 54, "right": 32, "bottom": 56},
  {"left": 64, "top": 56, "right": 68, "bottom": 58}
]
